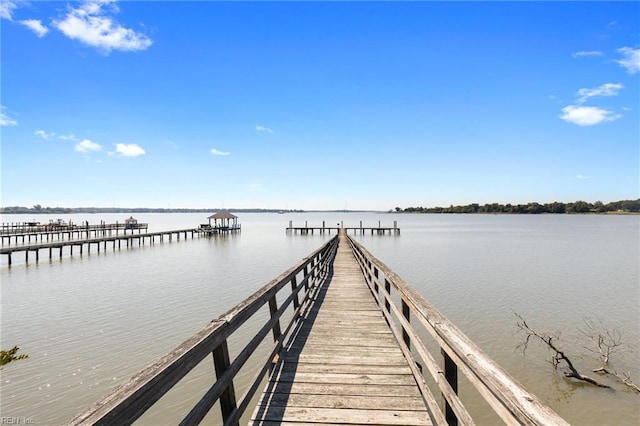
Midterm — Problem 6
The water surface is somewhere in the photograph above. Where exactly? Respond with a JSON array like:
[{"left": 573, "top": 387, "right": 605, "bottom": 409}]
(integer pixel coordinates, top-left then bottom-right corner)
[{"left": 1, "top": 213, "right": 638, "bottom": 424}]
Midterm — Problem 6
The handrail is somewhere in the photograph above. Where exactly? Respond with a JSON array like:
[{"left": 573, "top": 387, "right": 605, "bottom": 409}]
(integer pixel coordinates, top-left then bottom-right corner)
[
  {"left": 0, "top": 223, "right": 149, "bottom": 236},
  {"left": 346, "top": 236, "right": 569, "bottom": 426},
  {"left": 66, "top": 235, "right": 339, "bottom": 426}
]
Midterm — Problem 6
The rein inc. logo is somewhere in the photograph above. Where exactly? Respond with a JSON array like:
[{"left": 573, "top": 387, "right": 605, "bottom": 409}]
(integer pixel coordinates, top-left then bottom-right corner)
[{"left": 1, "top": 418, "right": 35, "bottom": 425}]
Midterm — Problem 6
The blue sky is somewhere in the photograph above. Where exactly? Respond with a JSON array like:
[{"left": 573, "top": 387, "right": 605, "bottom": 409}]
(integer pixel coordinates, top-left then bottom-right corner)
[{"left": 1, "top": 1, "right": 638, "bottom": 211}]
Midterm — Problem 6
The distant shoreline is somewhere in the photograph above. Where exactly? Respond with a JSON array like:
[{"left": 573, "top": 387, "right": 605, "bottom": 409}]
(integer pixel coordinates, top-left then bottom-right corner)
[
  {"left": 398, "top": 211, "right": 640, "bottom": 215},
  {"left": 1, "top": 199, "right": 638, "bottom": 215},
  {"left": 393, "top": 199, "right": 639, "bottom": 215},
  {"left": 0, "top": 202, "right": 638, "bottom": 216}
]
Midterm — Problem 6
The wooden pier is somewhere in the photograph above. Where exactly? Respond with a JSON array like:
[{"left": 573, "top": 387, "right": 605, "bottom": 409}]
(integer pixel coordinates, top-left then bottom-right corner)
[
  {"left": 67, "top": 231, "right": 568, "bottom": 426},
  {"left": 1, "top": 229, "right": 198, "bottom": 266},
  {"left": 1, "top": 222, "right": 149, "bottom": 245},
  {"left": 199, "top": 211, "right": 242, "bottom": 235},
  {"left": 251, "top": 232, "right": 429, "bottom": 424},
  {"left": 199, "top": 224, "right": 241, "bottom": 236},
  {"left": 286, "top": 220, "right": 400, "bottom": 235}
]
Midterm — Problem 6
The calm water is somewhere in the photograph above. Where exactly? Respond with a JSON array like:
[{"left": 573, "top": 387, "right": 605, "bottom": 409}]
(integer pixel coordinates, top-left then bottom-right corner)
[{"left": 1, "top": 213, "right": 638, "bottom": 425}]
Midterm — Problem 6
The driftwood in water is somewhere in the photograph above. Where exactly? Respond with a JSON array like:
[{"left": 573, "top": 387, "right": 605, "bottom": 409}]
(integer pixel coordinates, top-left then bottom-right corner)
[
  {"left": 514, "top": 312, "right": 611, "bottom": 389},
  {"left": 579, "top": 317, "right": 640, "bottom": 393}
]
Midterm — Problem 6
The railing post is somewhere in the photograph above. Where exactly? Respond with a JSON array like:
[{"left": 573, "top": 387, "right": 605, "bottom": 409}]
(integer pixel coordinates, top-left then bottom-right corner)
[
  {"left": 373, "top": 266, "right": 379, "bottom": 294},
  {"left": 303, "top": 264, "right": 309, "bottom": 291},
  {"left": 290, "top": 276, "right": 300, "bottom": 309},
  {"left": 402, "top": 300, "right": 411, "bottom": 349},
  {"left": 212, "top": 339, "right": 239, "bottom": 426},
  {"left": 384, "top": 278, "right": 391, "bottom": 313},
  {"left": 268, "top": 295, "right": 282, "bottom": 342},
  {"left": 310, "top": 257, "right": 318, "bottom": 286},
  {"left": 442, "top": 349, "right": 459, "bottom": 426},
  {"left": 268, "top": 293, "right": 282, "bottom": 375}
]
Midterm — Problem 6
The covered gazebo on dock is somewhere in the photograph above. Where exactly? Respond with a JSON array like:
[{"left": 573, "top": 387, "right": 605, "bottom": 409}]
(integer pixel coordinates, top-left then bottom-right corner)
[
  {"left": 124, "top": 216, "right": 138, "bottom": 229},
  {"left": 201, "top": 211, "right": 241, "bottom": 234}
]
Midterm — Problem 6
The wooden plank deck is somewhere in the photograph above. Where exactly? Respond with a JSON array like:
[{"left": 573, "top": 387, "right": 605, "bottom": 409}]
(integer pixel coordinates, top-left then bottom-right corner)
[{"left": 250, "top": 231, "right": 432, "bottom": 425}]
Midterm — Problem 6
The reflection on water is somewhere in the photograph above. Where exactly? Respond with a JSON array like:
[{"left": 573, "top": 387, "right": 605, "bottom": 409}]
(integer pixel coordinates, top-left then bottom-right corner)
[{"left": 1, "top": 212, "right": 638, "bottom": 425}]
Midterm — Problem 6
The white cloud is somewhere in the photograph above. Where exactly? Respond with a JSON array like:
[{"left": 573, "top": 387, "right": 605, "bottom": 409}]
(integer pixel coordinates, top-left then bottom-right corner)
[
  {"left": 37, "top": 130, "right": 81, "bottom": 141},
  {"left": 1, "top": 106, "right": 17, "bottom": 126},
  {"left": 210, "top": 148, "right": 230, "bottom": 156},
  {"left": 115, "top": 143, "right": 145, "bottom": 157},
  {"left": 35, "top": 130, "right": 56, "bottom": 139},
  {"left": 20, "top": 19, "right": 48, "bottom": 37},
  {"left": 575, "top": 175, "right": 589, "bottom": 180},
  {"left": 0, "top": 113, "right": 18, "bottom": 126},
  {"left": 53, "top": 0, "right": 152, "bottom": 53},
  {"left": 572, "top": 50, "right": 603, "bottom": 58},
  {"left": 616, "top": 47, "right": 640, "bottom": 74},
  {"left": 58, "top": 133, "right": 79, "bottom": 141},
  {"left": 576, "top": 83, "right": 623, "bottom": 104},
  {"left": 256, "top": 125, "right": 274, "bottom": 134},
  {"left": 75, "top": 139, "right": 103, "bottom": 153},
  {"left": 559, "top": 105, "right": 621, "bottom": 126},
  {"left": 0, "top": 1, "right": 16, "bottom": 20}
]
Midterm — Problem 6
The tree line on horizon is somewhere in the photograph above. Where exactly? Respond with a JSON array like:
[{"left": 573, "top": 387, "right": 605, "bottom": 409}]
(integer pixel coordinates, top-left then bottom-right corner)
[
  {"left": 395, "top": 199, "right": 640, "bottom": 214},
  {"left": 1, "top": 199, "right": 638, "bottom": 215}
]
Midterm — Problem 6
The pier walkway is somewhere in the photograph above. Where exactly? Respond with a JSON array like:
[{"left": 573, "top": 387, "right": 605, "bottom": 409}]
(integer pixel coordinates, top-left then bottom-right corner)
[
  {"left": 1, "top": 222, "right": 149, "bottom": 245},
  {"left": 251, "top": 231, "right": 430, "bottom": 424},
  {"left": 68, "top": 231, "right": 568, "bottom": 426}
]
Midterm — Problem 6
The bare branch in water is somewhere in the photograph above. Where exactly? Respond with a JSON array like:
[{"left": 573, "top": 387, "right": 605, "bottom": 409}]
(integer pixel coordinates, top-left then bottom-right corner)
[{"left": 514, "top": 311, "right": 610, "bottom": 389}]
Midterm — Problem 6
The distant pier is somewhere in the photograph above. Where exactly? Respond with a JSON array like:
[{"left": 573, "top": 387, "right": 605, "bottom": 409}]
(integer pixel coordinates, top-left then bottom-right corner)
[
  {"left": 1, "top": 228, "right": 198, "bottom": 266},
  {"left": 1, "top": 221, "right": 149, "bottom": 245},
  {"left": 199, "top": 211, "right": 242, "bottom": 235},
  {"left": 286, "top": 220, "right": 400, "bottom": 235},
  {"left": 0, "top": 213, "right": 246, "bottom": 266}
]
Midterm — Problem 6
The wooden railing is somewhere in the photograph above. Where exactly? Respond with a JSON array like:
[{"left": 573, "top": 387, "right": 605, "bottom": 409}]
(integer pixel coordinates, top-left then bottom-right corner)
[
  {"left": 346, "top": 236, "right": 569, "bottom": 426},
  {"left": 66, "top": 235, "right": 339, "bottom": 426},
  {"left": 0, "top": 222, "right": 148, "bottom": 236}
]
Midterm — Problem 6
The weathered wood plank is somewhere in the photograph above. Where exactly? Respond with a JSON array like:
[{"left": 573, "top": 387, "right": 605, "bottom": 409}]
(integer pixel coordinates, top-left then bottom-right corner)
[
  {"left": 299, "top": 318, "right": 390, "bottom": 327},
  {"left": 255, "top": 392, "right": 427, "bottom": 410},
  {"left": 285, "top": 343, "right": 401, "bottom": 354},
  {"left": 277, "top": 361, "right": 413, "bottom": 375},
  {"left": 286, "top": 335, "right": 399, "bottom": 347},
  {"left": 296, "top": 323, "right": 392, "bottom": 333},
  {"left": 269, "top": 371, "right": 419, "bottom": 386},
  {"left": 258, "top": 382, "right": 423, "bottom": 398},
  {"left": 304, "top": 309, "right": 385, "bottom": 316},
  {"left": 251, "top": 406, "right": 431, "bottom": 425},
  {"left": 278, "top": 353, "right": 409, "bottom": 366}
]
